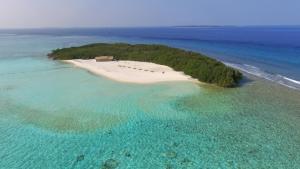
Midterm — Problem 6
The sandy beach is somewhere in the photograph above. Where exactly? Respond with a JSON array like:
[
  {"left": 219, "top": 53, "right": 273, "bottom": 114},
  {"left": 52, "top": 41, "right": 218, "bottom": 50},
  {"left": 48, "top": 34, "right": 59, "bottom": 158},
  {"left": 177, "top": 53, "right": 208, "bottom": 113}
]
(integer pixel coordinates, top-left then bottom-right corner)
[{"left": 64, "top": 59, "right": 197, "bottom": 84}]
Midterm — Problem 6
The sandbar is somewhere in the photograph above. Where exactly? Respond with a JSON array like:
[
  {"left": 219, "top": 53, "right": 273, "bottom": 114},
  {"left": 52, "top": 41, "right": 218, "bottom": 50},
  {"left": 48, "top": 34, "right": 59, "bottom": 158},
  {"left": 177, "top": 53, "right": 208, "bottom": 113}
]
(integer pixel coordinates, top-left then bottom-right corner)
[{"left": 64, "top": 59, "right": 197, "bottom": 84}]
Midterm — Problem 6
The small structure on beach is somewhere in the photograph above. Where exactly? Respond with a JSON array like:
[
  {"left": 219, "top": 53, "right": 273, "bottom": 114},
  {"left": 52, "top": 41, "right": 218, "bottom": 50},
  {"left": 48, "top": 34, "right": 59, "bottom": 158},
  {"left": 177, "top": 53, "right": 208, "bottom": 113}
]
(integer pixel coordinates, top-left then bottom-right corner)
[{"left": 95, "top": 56, "right": 114, "bottom": 62}]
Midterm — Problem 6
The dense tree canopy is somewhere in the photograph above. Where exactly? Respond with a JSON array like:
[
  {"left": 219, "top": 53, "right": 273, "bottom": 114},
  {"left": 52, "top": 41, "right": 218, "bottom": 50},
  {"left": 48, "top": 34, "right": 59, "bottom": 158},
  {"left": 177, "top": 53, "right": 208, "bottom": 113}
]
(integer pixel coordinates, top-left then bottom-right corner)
[{"left": 49, "top": 43, "right": 242, "bottom": 87}]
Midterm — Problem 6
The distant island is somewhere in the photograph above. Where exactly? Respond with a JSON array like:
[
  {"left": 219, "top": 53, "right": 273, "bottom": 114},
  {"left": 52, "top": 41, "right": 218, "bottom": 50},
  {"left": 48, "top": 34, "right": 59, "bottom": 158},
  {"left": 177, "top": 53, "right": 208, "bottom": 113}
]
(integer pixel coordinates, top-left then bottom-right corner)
[{"left": 48, "top": 43, "right": 242, "bottom": 87}]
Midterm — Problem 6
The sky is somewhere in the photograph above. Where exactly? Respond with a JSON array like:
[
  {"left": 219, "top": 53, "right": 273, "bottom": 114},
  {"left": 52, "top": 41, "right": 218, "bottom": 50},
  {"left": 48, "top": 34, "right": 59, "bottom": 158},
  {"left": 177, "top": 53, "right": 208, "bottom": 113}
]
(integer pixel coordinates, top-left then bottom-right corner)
[{"left": 0, "top": 0, "right": 299, "bottom": 28}]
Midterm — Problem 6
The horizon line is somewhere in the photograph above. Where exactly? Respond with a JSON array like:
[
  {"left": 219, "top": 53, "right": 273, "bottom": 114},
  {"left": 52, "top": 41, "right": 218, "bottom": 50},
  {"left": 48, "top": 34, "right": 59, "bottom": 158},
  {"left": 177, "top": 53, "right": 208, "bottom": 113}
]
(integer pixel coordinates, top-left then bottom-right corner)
[{"left": 1, "top": 25, "right": 300, "bottom": 30}]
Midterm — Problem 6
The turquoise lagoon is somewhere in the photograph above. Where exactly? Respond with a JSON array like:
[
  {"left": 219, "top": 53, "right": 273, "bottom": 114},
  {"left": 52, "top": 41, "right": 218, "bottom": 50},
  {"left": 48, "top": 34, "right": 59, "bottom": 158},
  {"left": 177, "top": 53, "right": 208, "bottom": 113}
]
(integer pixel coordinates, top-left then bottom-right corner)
[{"left": 0, "top": 35, "right": 300, "bottom": 169}]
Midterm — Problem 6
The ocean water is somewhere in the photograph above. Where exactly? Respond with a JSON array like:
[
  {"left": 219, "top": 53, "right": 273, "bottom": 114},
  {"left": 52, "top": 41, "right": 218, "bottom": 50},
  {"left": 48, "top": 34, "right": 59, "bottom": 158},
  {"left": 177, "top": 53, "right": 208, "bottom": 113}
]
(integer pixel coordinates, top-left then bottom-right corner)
[
  {"left": 0, "top": 28, "right": 300, "bottom": 168},
  {"left": 4, "top": 26, "right": 300, "bottom": 90}
]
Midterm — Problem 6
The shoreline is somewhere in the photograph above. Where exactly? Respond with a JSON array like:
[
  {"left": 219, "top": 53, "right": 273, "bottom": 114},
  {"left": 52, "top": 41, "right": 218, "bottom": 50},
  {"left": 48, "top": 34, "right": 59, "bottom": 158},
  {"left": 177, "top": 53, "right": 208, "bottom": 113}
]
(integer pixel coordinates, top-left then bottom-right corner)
[{"left": 63, "top": 59, "right": 199, "bottom": 84}]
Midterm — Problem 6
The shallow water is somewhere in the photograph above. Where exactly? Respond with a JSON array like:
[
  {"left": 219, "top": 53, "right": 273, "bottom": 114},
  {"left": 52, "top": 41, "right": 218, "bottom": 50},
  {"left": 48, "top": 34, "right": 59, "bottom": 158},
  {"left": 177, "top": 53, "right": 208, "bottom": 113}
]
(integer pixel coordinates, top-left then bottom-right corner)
[{"left": 0, "top": 35, "right": 300, "bottom": 169}]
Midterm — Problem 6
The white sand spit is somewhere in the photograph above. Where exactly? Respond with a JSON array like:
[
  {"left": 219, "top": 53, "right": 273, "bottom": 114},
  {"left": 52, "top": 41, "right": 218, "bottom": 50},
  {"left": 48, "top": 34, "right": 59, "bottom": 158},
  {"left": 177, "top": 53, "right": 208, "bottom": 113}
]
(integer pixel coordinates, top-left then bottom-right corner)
[{"left": 64, "top": 59, "right": 197, "bottom": 84}]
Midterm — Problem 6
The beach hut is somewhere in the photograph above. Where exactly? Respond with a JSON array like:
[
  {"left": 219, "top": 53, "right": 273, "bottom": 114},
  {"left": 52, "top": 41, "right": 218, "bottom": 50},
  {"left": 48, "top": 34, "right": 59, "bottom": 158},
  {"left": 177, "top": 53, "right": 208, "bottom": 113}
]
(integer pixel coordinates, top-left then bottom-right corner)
[{"left": 95, "top": 56, "right": 114, "bottom": 62}]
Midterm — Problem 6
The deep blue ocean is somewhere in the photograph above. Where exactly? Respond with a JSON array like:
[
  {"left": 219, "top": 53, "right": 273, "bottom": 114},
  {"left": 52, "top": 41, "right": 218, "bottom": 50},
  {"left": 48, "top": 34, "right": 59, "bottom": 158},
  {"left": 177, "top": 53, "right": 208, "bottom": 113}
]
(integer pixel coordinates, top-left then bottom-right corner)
[{"left": 1, "top": 26, "right": 299, "bottom": 90}]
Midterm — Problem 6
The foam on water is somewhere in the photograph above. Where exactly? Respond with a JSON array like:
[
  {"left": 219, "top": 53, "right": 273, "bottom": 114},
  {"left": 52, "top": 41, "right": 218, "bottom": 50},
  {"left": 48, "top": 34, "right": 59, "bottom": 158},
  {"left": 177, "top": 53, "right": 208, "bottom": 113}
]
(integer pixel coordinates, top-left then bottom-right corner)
[
  {"left": 284, "top": 76, "right": 300, "bottom": 85},
  {"left": 224, "top": 62, "right": 300, "bottom": 90}
]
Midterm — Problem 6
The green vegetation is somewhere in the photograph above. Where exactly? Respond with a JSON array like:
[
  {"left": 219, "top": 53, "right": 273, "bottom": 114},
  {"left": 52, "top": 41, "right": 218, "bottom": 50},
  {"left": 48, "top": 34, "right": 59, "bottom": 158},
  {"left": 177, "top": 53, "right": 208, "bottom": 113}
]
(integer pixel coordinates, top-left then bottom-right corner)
[{"left": 49, "top": 43, "right": 242, "bottom": 87}]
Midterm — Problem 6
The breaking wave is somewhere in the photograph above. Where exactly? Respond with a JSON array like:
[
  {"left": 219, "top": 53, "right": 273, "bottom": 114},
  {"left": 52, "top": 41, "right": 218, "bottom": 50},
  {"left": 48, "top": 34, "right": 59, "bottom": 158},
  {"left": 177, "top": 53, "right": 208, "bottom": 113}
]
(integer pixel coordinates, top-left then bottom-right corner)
[{"left": 224, "top": 62, "right": 300, "bottom": 90}]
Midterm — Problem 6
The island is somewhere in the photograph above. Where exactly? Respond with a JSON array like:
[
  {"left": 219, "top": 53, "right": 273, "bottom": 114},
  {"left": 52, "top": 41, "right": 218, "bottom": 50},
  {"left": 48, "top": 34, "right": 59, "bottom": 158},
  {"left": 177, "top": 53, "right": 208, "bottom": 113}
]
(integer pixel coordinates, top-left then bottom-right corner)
[{"left": 48, "top": 43, "right": 242, "bottom": 87}]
